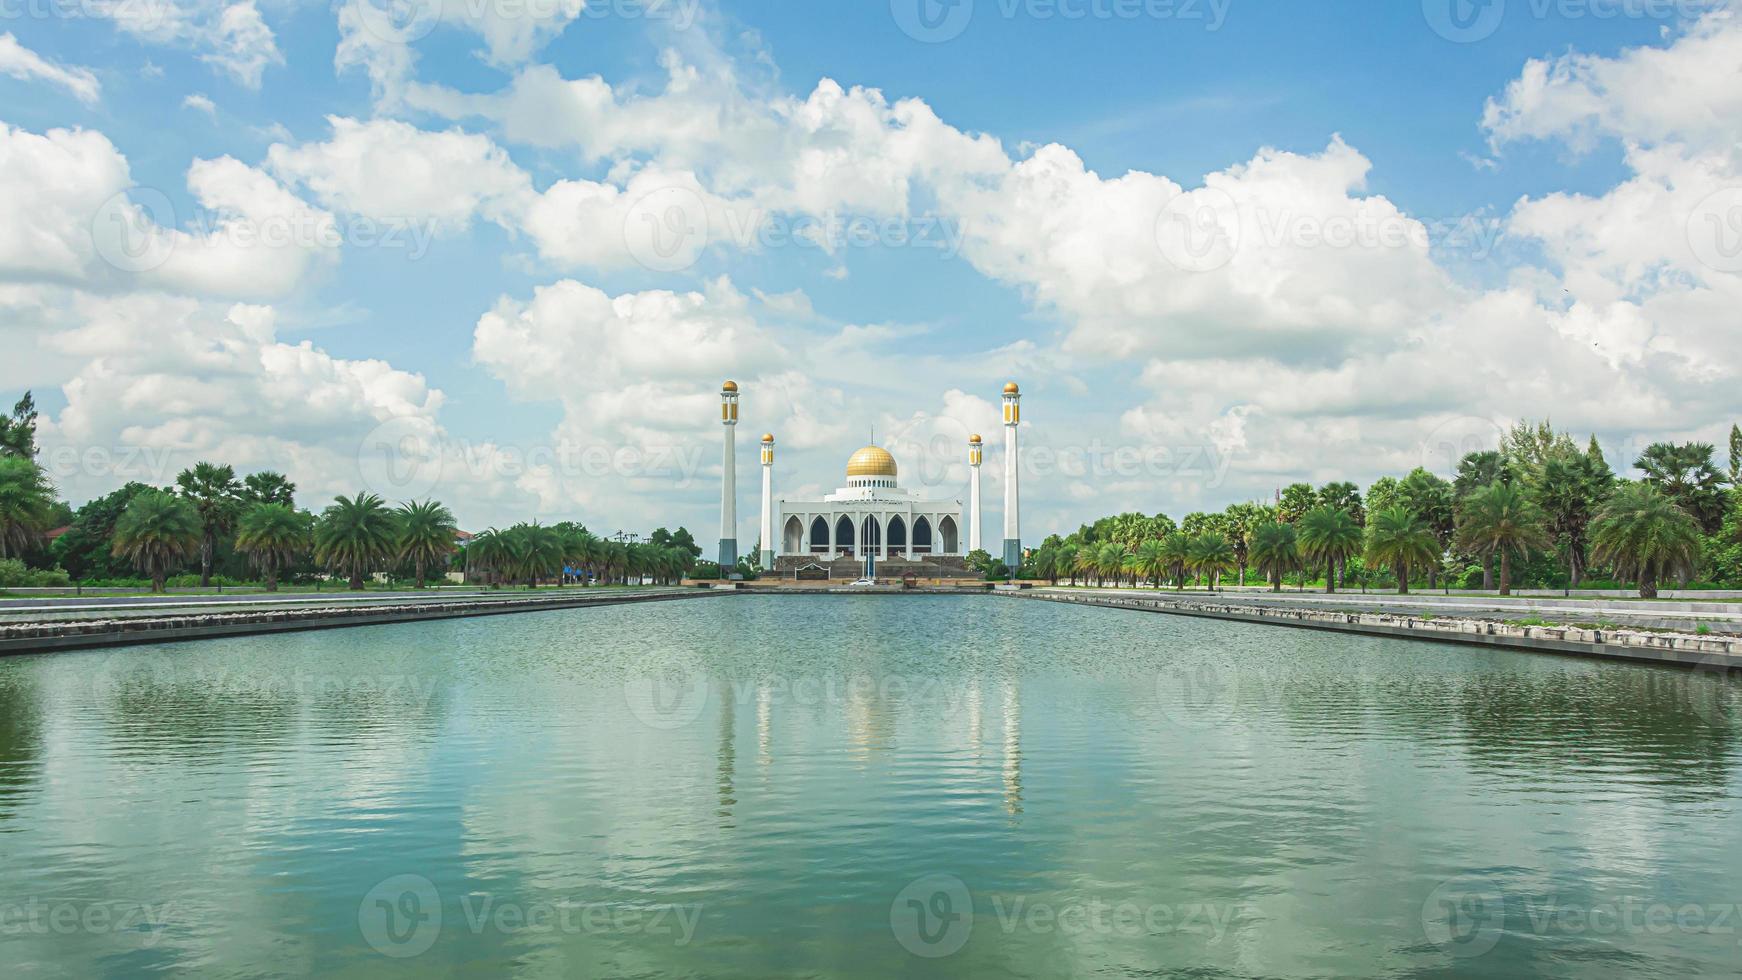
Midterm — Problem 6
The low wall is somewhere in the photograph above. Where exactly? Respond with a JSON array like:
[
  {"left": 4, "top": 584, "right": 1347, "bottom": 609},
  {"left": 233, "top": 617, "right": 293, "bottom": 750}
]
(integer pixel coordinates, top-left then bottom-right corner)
[
  {"left": 1, "top": 589, "right": 717, "bottom": 654},
  {"left": 1014, "top": 590, "right": 1742, "bottom": 669}
]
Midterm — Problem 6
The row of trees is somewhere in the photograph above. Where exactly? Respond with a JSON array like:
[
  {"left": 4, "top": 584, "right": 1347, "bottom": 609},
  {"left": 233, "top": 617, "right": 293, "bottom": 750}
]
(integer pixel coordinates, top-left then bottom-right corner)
[
  {"left": 1021, "top": 423, "right": 1742, "bottom": 599},
  {"left": 0, "top": 397, "right": 703, "bottom": 592}
]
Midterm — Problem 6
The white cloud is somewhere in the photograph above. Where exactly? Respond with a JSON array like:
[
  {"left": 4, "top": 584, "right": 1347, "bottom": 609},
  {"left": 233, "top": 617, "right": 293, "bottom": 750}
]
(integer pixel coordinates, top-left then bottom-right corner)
[
  {"left": 182, "top": 92, "right": 217, "bottom": 117},
  {"left": 0, "top": 33, "right": 100, "bottom": 105},
  {"left": 92, "top": 0, "right": 283, "bottom": 88}
]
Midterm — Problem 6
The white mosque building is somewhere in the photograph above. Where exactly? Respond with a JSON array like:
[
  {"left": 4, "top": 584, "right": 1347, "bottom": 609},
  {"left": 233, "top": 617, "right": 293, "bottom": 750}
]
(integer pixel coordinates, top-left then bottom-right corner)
[{"left": 718, "top": 380, "right": 1024, "bottom": 581}]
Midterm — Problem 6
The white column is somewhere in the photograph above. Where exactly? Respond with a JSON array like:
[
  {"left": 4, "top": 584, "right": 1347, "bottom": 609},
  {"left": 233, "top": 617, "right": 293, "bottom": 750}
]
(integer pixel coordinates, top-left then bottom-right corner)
[
  {"left": 968, "top": 434, "right": 983, "bottom": 554},
  {"left": 759, "top": 434, "right": 775, "bottom": 568},
  {"left": 1001, "top": 383, "right": 1021, "bottom": 572},
  {"left": 719, "top": 381, "right": 739, "bottom": 571}
]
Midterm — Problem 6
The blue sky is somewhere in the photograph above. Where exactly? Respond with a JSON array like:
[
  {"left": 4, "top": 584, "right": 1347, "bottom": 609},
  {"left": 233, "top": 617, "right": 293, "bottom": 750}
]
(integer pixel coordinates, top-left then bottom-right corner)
[{"left": 4, "top": 0, "right": 1739, "bottom": 542}]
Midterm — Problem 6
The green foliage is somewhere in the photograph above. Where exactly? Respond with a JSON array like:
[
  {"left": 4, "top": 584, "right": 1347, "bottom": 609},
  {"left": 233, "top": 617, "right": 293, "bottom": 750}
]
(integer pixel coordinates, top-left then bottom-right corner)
[
  {"left": 1248, "top": 521, "right": 1299, "bottom": 591},
  {"left": 1455, "top": 482, "right": 1551, "bottom": 595},
  {"left": 1634, "top": 441, "right": 1728, "bottom": 534},
  {"left": 1187, "top": 531, "right": 1236, "bottom": 589},
  {"left": 314, "top": 492, "right": 397, "bottom": 589},
  {"left": 0, "top": 558, "right": 71, "bottom": 588},
  {"left": 0, "top": 391, "right": 38, "bottom": 459},
  {"left": 0, "top": 455, "right": 56, "bottom": 558},
  {"left": 1298, "top": 506, "right": 1361, "bottom": 593},
  {"left": 964, "top": 549, "right": 995, "bottom": 575},
  {"left": 111, "top": 490, "right": 201, "bottom": 592},
  {"left": 396, "top": 499, "right": 458, "bottom": 588},
  {"left": 1364, "top": 506, "right": 1439, "bottom": 594},
  {"left": 1590, "top": 482, "right": 1703, "bottom": 599},
  {"left": 240, "top": 471, "right": 297, "bottom": 508},
  {"left": 235, "top": 503, "right": 314, "bottom": 591},
  {"left": 175, "top": 461, "right": 243, "bottom": 587},
  {"left": 1278, "top": 483, "right": 1316, "bottom": 524}
]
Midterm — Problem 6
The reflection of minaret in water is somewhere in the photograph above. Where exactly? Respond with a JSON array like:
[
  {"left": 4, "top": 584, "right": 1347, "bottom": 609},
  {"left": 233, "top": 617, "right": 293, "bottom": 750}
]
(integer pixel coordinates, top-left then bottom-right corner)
[
  {"left": 717, "top": 680, "right": 736, "bottom": 824},
  {"left": 966, "top": 676, "right": 983, "bottom": 768},
  {"left": 757, "top": 682, "right": 773, "bottom": 771},
  {"left": 1002, "top": 678, "right": 1022, "bottom": 816}
]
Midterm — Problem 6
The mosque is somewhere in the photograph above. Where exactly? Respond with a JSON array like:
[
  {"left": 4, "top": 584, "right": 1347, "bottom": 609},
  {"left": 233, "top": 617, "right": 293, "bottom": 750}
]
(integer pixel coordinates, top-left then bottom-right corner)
[{"left": 716, "top": 380, "right": 1025, "bottom": 581}]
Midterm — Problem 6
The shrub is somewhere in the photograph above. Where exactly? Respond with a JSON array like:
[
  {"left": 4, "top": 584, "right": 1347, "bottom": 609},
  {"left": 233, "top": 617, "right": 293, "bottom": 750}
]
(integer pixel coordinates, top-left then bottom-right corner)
[{"left": 0, "top": 559, "right": 73, "bottom": 588}]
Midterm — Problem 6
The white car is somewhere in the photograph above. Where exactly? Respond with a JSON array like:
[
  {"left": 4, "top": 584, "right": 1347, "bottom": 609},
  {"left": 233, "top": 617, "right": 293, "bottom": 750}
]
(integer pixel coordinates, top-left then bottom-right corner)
[{"left": 849, "top": 578, "right": 876, "bottom": 587}]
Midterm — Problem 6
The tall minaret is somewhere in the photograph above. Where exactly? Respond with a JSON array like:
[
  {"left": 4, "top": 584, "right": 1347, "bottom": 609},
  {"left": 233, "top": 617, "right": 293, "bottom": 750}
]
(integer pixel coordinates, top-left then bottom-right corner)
[
  {"left": 719, "top": 380, "right": 739, "bottom": 571},
  {"left": 759, "top": 433, "right": 775, "bottom": 570},
  {"left": 968, "top": 433, "right": 983, "bottom": 553},
  {"left": 1001, "top": 382, "right": 1021, "bottom": 572}
]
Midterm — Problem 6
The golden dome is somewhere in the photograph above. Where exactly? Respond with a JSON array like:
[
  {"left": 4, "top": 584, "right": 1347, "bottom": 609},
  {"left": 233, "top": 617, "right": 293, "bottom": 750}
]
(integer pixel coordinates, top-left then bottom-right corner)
[
  {"left": 761, "top": 433, "right": 774, "bottom": 443},
  {"left": 969, "top": 434, "right": 982, "bottom": 444},
  {"left": 846, "top": 445, "right": 898, "bottom": 479},
  {"left": 1003, "top": 381, "right": 1020, "bottom": 394},
  {"left": 722, "top": 380, "right": 739, "bottom": 392}
]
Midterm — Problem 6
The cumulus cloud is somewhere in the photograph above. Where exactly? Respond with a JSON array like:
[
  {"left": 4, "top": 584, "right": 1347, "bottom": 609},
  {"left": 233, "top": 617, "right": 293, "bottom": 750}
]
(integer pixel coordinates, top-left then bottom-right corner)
[{"left": 91, "top": 0, "right": 283, "bottom": 88}]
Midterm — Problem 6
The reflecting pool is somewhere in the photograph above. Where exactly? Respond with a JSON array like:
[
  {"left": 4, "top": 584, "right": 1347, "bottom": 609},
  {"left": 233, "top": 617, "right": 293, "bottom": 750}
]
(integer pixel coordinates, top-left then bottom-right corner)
[{"left": 2, "top": 594, "right": 1740, "bottom": 977}]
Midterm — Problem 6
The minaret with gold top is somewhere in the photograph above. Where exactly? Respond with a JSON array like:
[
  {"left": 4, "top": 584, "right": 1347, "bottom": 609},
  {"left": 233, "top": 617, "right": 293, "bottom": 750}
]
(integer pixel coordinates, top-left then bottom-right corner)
[
  {"left": 759, "top": 433, "right": 775, "bottom": 570},
  {"left": 719, "top": 380, "right": 739, "bottom": 571},
  {"left": 1001, "top": 382, "right": 1021, "bottom": 572},
  {"left": 968, "top": 434, "right": 983, "bottom": 553}
]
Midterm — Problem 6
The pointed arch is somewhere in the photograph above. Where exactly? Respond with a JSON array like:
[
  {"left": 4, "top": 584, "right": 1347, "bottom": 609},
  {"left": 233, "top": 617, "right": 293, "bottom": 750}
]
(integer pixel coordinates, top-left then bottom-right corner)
[
  {"left": 835, "top": 515, "right": 855, "bottom": 555},
  {"left": 810, "top": 516, "right": 830, "bottom": 554},
  {"left": 938, "top": 515, "right": 959, "bottom": 554},
  {"left": 783, "top": 516, "right": 803, "bottom": 555},
  {"left": 912, "top": 516, "right": 933, "bottom": 554},
  {"left": 887, "top": 515, "right": 907, "bottom": 551}
]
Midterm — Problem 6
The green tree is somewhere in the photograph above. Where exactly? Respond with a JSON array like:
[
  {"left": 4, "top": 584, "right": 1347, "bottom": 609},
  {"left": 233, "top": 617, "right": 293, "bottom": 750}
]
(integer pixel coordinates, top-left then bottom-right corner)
[
  {"left": 1298, "top": 506, "right": 1361, "bottom": 594},
  {"left": 314, "top": 492, "right": 397, "bottom": 590},
  {"left": 111, "top": 490, "right": 200, "bottom": 592},
  {"left": 49, "top": 482, "right": 153, "bottom": 579},
  {"left": 1159, "top": 531, "right": 1192, "bottom": 590},
  {"left": 1248, "top": 521, "right": 1299, "bottom": 592},
  {"left": 396, "top": 500, "right": 457, "bottom": 588},
  {"left": 1589, "top": 482, "right": 1703, "bottom": 599},
  {"left": 1455, "top": 483, "right": 1550, "bottom": 596},
  {"left": 467, "top": 528, "right": 509, "bottom": 588},
  {"left": 1095, "top": 541, "right": 1130, "bottom": 587},
  {"left": 240, "top": 471, "right": 297, "bottom": 507},
  {"left": 1399, "top": 468, "right": 1455, "bottom": 589},
  {"left": 1133, "top": 538, "right": 1168, "bottom": 588},
  {"left": 1223, "top": 502, "right": 1265, "bottom": 586},
  {"left": 0, "top": 392, "right": 39, "bottom": 458},
  {"left": 1054, "top": 541, "right": 1078, "bottom": 586},
  {"left": 234, "top": 503, "right": 313, "bottom": 592},
  {"left": 1318, "top": 482, "right": 1365, "bottom": 527},
  {"left": 1278, "top": 483, "right": 1317, "bottom": 524},
  {"left": 0, "top": 456, "right": 55, "bottom": 559},
  {"left": 504, "top": 523, "right": 564, "bottom": 589},
  {"left": 1634, "top": 442, "right": 1728, "bottom": 534},
  {"left": 1454, "top": 451, "right": 1508, "bottom": 588},
  {"left": 1535, "top": 452, "right": 1613, "bottom": 587},
  {"left": 1365, "top": 476, "right": 1404, "bottom": 514},
  {"left": 1364, "top": 506, "right": 1439, "bottom": 595},
  {"left": 1729, "top": 424, "right": 1741, "bottom": 483},
  {"left": 1187, "top": 532, "right": 1236, "bottom": 590},
  {"left": 175, "top": 461, "right": 242, "bottom": 588}
]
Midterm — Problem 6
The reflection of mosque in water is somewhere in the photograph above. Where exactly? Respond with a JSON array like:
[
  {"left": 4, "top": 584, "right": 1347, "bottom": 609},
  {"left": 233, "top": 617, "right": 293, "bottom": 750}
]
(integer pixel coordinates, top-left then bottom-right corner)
[{"left": 713, "top": 674, "right": 1025, "bottom": 823}]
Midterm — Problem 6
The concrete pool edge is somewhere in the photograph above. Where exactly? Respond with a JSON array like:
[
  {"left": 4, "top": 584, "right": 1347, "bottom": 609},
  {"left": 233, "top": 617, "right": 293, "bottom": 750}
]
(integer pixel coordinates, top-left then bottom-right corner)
[
  {"left": 0, "top": 589, "right": 721, "bottom": 654},
  {"left": 1009, "top": 589, "right": 1742, "bottom": 669}
]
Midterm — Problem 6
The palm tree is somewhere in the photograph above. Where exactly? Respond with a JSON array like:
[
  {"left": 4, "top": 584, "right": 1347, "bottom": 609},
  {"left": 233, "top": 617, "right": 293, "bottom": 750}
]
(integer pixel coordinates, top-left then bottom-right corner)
[
  {"left": 111, "top": 490, "right": 200, "bottom": 592},
  {"left": 175, "top": 461, "right": 242, "bottom": 588},
  {"left": 396, "top": 500, "right": 457, "bottom": 588},
  {"left": 1055, "top": 542, "right": 1078, "bottom": 586},
  {"left": 505, "top": 523, "right": 564, "bottom": 589},
  {"left": 1455, "top": 483, "right": 1550, "bottom": 596},
  {"left": 1298, "top": 506, "right": 1361, "bottom": 594},
  {"left": 1159, "top": 531, "right": 1192, "bottom": 590},
  {"left": 1634, "top": 442, "right": 1727, "bottom": 533},
  {"left": 0, "top": 456, "right": 55, "bottom": 559},
  {"left": 1133, "top": 538, "right": 1168, "bottom": 588},
  {"left": 1363, "top": 506, "right": 1439, "bottom": 595},
  {"left": 240, "top": 471, "right": 297, "bottom": 507},
  {"left": 1589, "top": 482, "right": 1702, "bottom": 599},
  {"left": 314, "top": 492, "right": 397, "bottom": 590},
  {"left": 234, "top": 503, "right": 312, "bottom": 592},
  {"left": 1248, "top": 521, "right": 1298, "bottom": 592},
  {"left": 1187, "top": 532, "right": 1236, "bottom": 590},
  {"left": 467, "top": 528, "right": 508, "bottom": 587}
]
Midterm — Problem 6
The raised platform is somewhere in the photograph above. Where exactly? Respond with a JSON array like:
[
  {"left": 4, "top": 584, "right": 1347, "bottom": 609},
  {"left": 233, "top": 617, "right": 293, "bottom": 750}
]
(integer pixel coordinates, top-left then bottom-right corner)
[{"left": 772, "top": 554, "right": 980, "bottom": 581}]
